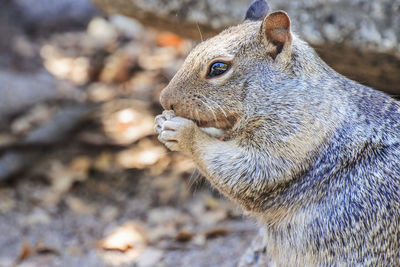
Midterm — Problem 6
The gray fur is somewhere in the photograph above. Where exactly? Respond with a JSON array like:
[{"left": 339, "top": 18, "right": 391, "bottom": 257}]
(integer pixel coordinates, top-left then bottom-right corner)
[{"left": 155, "top": 7, "right": 400, "bottom": 267}]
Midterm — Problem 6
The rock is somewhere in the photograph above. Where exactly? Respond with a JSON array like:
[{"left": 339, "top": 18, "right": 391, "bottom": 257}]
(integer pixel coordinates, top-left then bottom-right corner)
[
  {"left": 93, "top": 0, "right": 400, "bottom": 95},
  {"left": 92, "top": 0, "right": 249, "bottom": 40},
  {"left": 15, "top": 0, "right": 98, "bottom": 33},
  {"left": 0, "top": 70, "right": 56, "bottom": 125},
  {"left": 0, "top": 70, "right": 86, "bottom": 127}
]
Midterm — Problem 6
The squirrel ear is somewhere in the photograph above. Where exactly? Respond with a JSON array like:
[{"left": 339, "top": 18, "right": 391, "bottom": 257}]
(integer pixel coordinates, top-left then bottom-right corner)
[
  {"left": 245, "top": 0, "right": 269, "bottom": 21},
  {"left": 262, "top": 11, "right": 292, "bottom": 57}
]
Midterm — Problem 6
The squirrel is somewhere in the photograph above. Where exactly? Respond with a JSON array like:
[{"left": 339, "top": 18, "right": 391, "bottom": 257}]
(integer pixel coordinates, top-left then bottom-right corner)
[{"left": 154, "top": 0, "right": 400, "bottom": 265}]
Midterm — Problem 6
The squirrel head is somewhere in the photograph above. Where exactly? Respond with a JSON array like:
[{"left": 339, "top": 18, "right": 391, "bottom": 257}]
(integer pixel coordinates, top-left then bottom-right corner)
[
  {"left": 160, "top": 0, "right": 302, "bottom": 131},
  {"left": 160, "top": 1, "right": 348, "bottom": 216}
]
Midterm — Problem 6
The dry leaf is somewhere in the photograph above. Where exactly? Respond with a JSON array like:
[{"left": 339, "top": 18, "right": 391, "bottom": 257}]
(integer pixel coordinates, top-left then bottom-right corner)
[
  {"left": 87, "top": 17, "right": 118, "bottom": 45},
  {"left": 35, "top": 241, "right": 60, "bottom": 255},
  {"left": 147, "top": 207, "right": 190, "bottom": 226},
  {"left": 152, "top": 174, "right": 190, "bottom": 203},
  {"left": 205, "top": 227, "right": 230, "bottom": 239},
  {"left": 148, "top": 155, "right": 171, "bottom": 176},
  {"left": 43, "top": 158, "right": 91, "bottom": 205},
  {"left": 171, "top": 154, "right": 195, "bottom": 174},
  {"left": 87, "top": 83, "right": 116, "bottom": 102},
  {"left": 137, "top": 47, "right": 177, "bottom": 71},
  {"left": 175, "top": 231, "right": 194, "bottom": 242},
  {"left": 99, "top": 48, "right": 136, "bottom": 83},
  {"left": 204, "top": 196, "right": 221, "bottom": 210},
  {"left": 42, "top": 50, "right": 90, "bottom": 85},
  {"left": 93, "top": 151, "right": 114, "bottom": 172},
  {"left": 65, "top": 196, "right": 97, "bottom": 215},
  {"left": 116, "top": 145, "right": 165, "bottom": 169},
  {"left": 146, "top": 224, "right": 176, "bottom": 243},
  {"left": 23, "top": 208, "right": 51, "bottom": 227},
  {"left": 157, "top": 32, "right": 184, "bottom": 48},
  {"left": 16, "top": 239, "right": 32, "bottom": 263},
  {"left": 102, "top": 106, "right": 155, "bottom": 145},
  {"left": 100, "top": 222, "right": 147, "bottom": 252},
  {"left": 69, "top": 156, "right": 92, "bottom": 180},
  {"left": 198, "top": 210, "right": 228, "bottom": 226},
  {"left": 11, "top": 104, "right": 53, "bottom": 135}
]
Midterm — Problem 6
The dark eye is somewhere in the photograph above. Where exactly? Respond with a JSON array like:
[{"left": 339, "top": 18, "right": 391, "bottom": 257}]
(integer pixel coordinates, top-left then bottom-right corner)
[{"left": 207, "top": 62, "right": 230, "bottom": 78}]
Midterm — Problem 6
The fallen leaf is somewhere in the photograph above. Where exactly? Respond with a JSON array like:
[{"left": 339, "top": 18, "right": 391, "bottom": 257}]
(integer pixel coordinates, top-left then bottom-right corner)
[
  {"left": 145, "top": 224, "right": 176, "bottom": 243},
  {"left": 147, "top": 207, "right": 190, "bottom": 226},
  {"left": 16, "top": 239, "right": 32, "bottom": 263},
  {"left": 116, "top": 144, "right": 166, "bottom": 169},
  {"left": 102, "top": 104, "right": 155, "bottom": 145},
  {"left": 137, "top": 47, "right": 177, "bottom": 71},
  {"left": 198, "top": 210, "right": 228, "bottom": 226},
  {"left": 87, "top": 83, "right": 116, "bottom": 102},
  {"left": 205, "top": 227, "right": 230, "bottom": 239},
  {"left": 100, "top": 222, "right": 147, "bottom": 252},
  {"left": 65, "top": 196, "right": 97, "bottom": 215},
  {"left": 35, "top": 242, "right": 60, "bottom": 255},
  {"left": 175, "top": 231, "right": 194, "bottom": 242},
  {"left": 10, "top": 104, "right": 54, "bottom": 135},
  {"left": 152, "top": 174, "right": 190, "bottom": 203},
  {"left": 42, "top": 159, "right": 91, "bottom": 205},
  {"left": 69, "top": 156, "right": 92, "bottom": 181},
  {"left": 87, "top": 17, "right": 118, "bottom": 45},
  {"left": 157, "top": 32, "right": 184, "bottom": 48},
  {"left": 99, "top": 48, "right": 136, "bottom": 83},
  {"left": 204, "top": 196, "right": 221, "bottom": 210},
  {"left": 93, "top": 151, "right": 114, "bottom": 172},
  {"left": 171, "top": 154, "right": 195, "bottom": 174},
  {"left": 22, "top": 208, "right": 51, "bottom": 227}
]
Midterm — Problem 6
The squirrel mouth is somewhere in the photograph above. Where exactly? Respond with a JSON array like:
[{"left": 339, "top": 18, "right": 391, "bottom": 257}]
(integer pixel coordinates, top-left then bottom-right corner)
[{"left": 194, "top": 116, "right": 236, "bottom": 130}]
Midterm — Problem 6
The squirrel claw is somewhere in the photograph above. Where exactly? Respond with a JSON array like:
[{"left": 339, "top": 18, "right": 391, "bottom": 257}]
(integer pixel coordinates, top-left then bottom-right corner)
[
  {"left": 154, "top": 110, "right": 177, "bottom": 134},
  {"left": 155, "top": 114, "right": 198, "bottom": 153}
]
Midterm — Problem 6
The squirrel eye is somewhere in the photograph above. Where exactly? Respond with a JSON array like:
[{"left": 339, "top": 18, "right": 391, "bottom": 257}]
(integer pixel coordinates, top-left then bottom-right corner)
[{"left": 207, "top": 62, "right": 230, "bottom": 78}]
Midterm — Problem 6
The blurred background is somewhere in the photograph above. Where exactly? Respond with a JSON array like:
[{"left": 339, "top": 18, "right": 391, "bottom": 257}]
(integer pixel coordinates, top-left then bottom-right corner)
[{"left": 0, "top": 0, "right": 398, "bottom": 266}]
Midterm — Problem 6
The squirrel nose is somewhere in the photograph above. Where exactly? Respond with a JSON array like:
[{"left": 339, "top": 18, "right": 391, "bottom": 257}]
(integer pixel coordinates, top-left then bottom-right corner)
[{"left": 160, "top": 89, "right": 174, "bottom": 110}]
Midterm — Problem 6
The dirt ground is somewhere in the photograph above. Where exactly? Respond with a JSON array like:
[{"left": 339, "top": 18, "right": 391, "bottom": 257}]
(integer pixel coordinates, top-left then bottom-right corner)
[
  {"left": 0, "top": 158, "right": 256, "bottom": 267},
  {"left": 0, "top": 6, "right": 259, "bottom": 267}
]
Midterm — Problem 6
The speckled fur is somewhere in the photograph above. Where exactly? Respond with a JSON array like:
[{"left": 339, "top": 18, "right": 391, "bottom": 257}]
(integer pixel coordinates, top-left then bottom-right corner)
[{"left": 156, "top": 7, "right": 400, "bottom": 267}]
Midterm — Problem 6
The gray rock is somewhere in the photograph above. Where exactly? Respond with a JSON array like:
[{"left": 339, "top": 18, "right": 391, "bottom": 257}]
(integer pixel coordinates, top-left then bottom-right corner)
[
  {"left": 0, "top": 70, "right": 56, "bottom": 124},
  {"left": 92, "top": 0, "right": 250, "bottom": 40},
  {"left": 92, "top": 0, "right": 400, "bottom": 95},
  {"left": 15, "top": 0, "right": 98, "bottom": 32}
]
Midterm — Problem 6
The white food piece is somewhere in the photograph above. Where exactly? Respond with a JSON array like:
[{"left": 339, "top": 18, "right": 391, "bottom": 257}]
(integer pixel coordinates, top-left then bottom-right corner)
[
  {"left": 200, "top": 127, "right": 225, "bottom": 139},
  {"left": 163, "top": 110, "right": 176, "bottom": 120},
  {"left": 160, "top": 110, "right": 225, "bottom": 139}
]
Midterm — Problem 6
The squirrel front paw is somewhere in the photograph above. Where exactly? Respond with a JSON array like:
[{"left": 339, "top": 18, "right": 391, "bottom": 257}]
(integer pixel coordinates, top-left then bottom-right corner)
[{"left": 155, "top": 111, "right": 198, "bottom": 154}]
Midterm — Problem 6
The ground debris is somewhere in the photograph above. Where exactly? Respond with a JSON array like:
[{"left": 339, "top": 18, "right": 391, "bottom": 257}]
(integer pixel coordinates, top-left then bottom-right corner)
[
  {"left": 0, "top": 12, "right": 256, "bottom": 267},
  {"left": 100, "top": 222, "right": 147, "bottom": 252}
]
